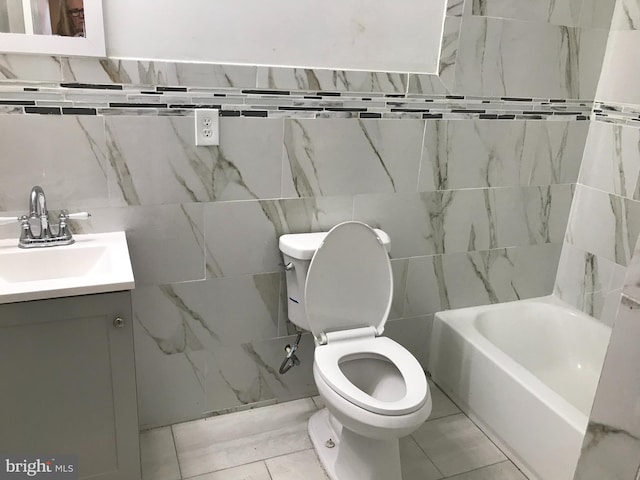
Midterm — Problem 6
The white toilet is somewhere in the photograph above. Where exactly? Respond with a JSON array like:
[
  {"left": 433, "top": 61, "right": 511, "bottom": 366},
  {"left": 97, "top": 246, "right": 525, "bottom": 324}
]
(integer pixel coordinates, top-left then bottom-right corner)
[{"left": 279, "top": 221, "right": 432, "bottom": 480}]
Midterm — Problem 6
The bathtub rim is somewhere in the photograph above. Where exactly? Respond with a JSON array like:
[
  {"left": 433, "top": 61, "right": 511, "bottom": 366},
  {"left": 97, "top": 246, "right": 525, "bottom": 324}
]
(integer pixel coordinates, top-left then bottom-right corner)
[{"left": 430, "top": 295, "right": 610, "bottom": 434}]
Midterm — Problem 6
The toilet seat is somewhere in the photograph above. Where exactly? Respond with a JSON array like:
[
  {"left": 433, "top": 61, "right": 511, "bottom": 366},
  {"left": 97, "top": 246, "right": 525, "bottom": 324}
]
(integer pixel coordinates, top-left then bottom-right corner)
[
  {"left": 315, "top": 336, "right": 427, "bottom": 416},
  {"left": 304, "top": 221, "right": 427, "bottom": 418}
]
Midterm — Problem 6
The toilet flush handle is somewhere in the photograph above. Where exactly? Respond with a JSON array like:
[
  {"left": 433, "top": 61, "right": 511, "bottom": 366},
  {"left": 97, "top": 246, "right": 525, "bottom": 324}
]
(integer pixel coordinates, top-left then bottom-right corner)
[{"left": 284, "top": 262, "right": 294, "bottom": 271}]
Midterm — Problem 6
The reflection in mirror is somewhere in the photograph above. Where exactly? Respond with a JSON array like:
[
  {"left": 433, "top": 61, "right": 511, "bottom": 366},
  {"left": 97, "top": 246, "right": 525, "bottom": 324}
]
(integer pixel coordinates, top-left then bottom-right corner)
[
  {"left": 0, "top": 0, "right": 102, "bottom": 56},
  {"left": 50, "top": 0, "right": 84, "bottom": 37},
  {"left": 0, "top": 0, "right": 25, "bottom": 34},
  {"left": 0, "top": 0, "right": 84, "bottom": 36}
]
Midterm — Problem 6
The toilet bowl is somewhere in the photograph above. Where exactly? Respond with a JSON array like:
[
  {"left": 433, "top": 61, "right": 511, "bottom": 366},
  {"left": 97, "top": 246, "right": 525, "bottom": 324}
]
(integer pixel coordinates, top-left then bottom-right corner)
[{"left": 279, "top": 221, "right": 432, "bottom": 480}]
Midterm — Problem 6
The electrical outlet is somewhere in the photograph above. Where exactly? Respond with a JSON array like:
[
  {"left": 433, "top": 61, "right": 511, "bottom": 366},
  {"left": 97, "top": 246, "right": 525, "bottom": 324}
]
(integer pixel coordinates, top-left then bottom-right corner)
[{"left": 195, "top": 109, "right": 219, "bottom": 146}]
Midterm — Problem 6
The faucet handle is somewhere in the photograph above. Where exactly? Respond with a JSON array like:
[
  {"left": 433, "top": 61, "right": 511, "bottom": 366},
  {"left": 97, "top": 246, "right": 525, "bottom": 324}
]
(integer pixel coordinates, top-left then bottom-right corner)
[
  {"left": 58, "top": 211, "right": 91, "bottom": 240},
  {"left": 0, "top": 216, "right": 19, "bottom": 226},
  {"left": 62, "top": 211, "right": 91, "bottom": 220}
]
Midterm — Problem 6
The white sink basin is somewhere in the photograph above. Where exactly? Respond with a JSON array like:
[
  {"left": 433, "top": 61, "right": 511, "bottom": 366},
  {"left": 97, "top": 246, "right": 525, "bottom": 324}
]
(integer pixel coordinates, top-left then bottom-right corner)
[{"left": 0, "top": 231, "right": 135, "bottom": 304}]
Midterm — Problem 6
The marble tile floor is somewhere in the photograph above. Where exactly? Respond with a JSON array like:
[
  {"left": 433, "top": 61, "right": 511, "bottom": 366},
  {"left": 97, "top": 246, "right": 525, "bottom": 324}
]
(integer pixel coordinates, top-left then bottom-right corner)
[{"left": 140, "top": 379, "right": 528, "bottom": 480}]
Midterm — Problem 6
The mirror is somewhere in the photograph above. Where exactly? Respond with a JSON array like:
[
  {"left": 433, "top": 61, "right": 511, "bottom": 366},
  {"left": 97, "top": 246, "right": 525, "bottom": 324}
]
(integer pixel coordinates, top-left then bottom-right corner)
[
  {"left": 0, "top": 0, "right": 104, "bottom": 56},
  {"left": 102, "top": 0, "right": 445, "bottom": 75}
]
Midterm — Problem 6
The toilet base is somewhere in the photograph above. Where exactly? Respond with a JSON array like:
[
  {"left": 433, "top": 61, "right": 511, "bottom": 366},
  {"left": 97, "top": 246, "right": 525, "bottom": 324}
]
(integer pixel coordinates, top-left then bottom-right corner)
[{"left": 308, "top": 408, "right": 402, "bottom": 480}]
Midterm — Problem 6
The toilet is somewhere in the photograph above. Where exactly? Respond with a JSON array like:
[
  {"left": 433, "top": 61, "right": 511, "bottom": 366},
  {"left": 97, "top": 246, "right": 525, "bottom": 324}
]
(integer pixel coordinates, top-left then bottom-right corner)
[{"left": 279, "top": 221, "right": 432, "bottom": 480}]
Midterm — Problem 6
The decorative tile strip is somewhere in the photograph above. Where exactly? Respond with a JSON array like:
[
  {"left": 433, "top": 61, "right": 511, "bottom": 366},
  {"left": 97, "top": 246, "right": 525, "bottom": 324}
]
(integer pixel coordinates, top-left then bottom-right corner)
[
  {"left": 594, "top": 102, "right": 640, "bottom": 126},
  {"left": 0, "top": 80, "right": 594, "bottom": 120}
]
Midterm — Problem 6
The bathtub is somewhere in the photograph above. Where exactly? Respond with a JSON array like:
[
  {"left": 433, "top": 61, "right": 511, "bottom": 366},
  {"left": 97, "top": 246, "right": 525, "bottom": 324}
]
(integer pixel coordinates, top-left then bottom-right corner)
[{"left": 428, "top": 296, "right": 611, "bottom": 480}]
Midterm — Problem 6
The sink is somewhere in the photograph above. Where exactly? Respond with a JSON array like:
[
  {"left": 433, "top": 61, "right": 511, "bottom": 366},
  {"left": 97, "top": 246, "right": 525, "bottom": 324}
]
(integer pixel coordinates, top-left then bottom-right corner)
[{"left": 0, "top": 231, "right": 135, "bottom": 304}]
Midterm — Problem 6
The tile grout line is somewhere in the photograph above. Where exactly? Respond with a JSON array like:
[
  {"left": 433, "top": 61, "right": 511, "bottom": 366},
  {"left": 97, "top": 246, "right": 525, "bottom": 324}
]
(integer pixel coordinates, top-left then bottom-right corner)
[
  {"left": 180, "top": 460, "right": 274, "bottom": 480},
  {"left": 576, "top": 181, "right": 640, "bottom": 203},
  {"left": 406, "top": 433, "right": 447, "bottom": 478},
  {"left": 174, "top": 403, "right": 316, "bottom": 479},
  {"left": 415, "top": 119, "right": 428, "bottom": 193},
  {"left": 411, "top": 410, "right": 527, "bottom": 480},
  {"left": 419, "top": 381, "right": 507, "bottom": 477},
  {"left": 262, "top": 447, "right": 318, "bottom": 463},
  {"left": 427, "top": 410, "right": 465, "bottom": 421},
  {"left": 412, "top": 380, "right": 459, "bottom": 476},
  {"left": 169, "top": 425, "right": 184, "bottom": 480},
  {"left": 455, "top": 409, "right": 526, "bottom": 477},
  {"left": 264, "top": 459, "right": 274, "bottom": 480},
  {"left": 442, "top": 459, "right": 527, "bottom": 479}
]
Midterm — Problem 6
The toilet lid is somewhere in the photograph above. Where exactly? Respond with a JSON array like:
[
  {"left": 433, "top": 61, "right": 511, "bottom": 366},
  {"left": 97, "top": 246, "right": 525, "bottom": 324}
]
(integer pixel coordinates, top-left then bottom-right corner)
[{"left": 304, "top": 221, "right": 392, "bottom": 338}]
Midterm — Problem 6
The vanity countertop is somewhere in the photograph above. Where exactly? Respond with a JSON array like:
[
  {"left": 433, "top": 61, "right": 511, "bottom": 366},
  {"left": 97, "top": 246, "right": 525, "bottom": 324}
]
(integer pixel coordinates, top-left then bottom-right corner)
[{"left": 0, "top": 231, "right": 135, "bottom": 304}]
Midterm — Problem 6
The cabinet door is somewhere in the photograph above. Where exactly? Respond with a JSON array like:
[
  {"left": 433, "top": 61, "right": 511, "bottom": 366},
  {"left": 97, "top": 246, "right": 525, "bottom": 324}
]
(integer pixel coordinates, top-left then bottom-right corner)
[{"left": 0, "top": 292, "right": 140, "bottom": 480}]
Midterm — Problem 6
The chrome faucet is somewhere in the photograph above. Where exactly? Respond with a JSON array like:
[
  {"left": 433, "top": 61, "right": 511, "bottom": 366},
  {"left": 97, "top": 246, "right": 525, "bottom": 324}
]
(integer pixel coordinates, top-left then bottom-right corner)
[
  {"left": 0, "top": 186, "right": 91, "bottom": 248},
  {"left": 29, "top": 185, "right": 51, "bottom": 239}
]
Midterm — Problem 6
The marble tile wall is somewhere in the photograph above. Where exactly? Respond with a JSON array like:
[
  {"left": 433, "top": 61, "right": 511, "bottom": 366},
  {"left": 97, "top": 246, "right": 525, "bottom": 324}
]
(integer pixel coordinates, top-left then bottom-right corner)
[
  {"left": 552, "top": 2, "right": 640, "bottom": 478},
  {"left": 554, "top": 113, "right": 640, "bottom": 325},
  {"left": 0, "top": 114, "right": 586, "bottom": 428},
  {"left": 466, "top": 0, "right": 616, "bottom": 28},
  {"left": 0, "top": 0, "right": 604, "bottom": 429},
  {"left": 411, "top": 0, "right": 613, "bottom": 98},
  {"left": 556, "top": 0, "right": 640, "bottom": 474},
  {"left": 609, "top": 0, "right": 640, "bottom": 30},
  {"left": 552, "top": 1, "right": 640, "bottom": 325},
  {"left": 572, "top": 235, "right": 640, "bottom": 479},
  {"left": 593, "top": 0, "right": 640, "bottom": 107}
]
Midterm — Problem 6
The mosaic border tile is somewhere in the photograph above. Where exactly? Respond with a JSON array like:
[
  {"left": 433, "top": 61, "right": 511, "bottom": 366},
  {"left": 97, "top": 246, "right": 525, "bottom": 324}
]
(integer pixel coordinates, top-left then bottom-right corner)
[
  {"left": 594, "top": 101, "right": 640, "bottom": 126},
  {"left": 0, "top": 80, "right": 594, "bottom": 120}
]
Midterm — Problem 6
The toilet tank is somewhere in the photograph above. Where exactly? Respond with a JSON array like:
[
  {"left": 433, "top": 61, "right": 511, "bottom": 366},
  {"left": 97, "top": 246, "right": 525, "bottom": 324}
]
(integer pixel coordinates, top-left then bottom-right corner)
[{"left": 279, "top": 228, "right": 391, "bottom": 331}]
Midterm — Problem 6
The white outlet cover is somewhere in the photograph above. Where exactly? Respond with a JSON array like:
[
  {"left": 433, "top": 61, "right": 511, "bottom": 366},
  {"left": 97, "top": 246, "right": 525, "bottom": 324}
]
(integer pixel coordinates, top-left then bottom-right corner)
[{"left": 195, "top": 109, "right": 219, "bottom": 146}]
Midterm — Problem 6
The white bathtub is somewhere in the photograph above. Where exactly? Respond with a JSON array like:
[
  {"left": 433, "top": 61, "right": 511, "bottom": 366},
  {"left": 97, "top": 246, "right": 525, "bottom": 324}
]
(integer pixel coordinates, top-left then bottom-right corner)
[{"left": 429, "top": 296, "right": 611, "bottom": 480}]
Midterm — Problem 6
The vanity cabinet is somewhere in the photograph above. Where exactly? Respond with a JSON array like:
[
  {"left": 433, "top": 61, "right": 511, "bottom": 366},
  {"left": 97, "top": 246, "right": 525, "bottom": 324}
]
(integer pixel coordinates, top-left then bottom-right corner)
[{"left": 0, "top": 291, "right": 141, "bottom": 480}]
